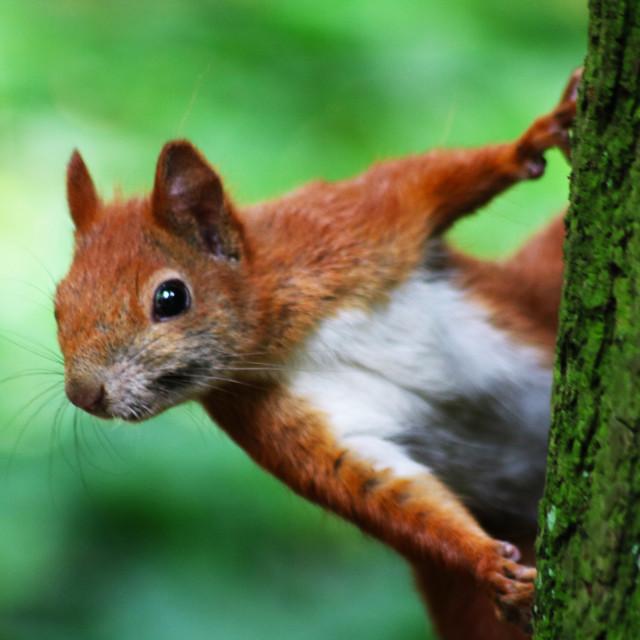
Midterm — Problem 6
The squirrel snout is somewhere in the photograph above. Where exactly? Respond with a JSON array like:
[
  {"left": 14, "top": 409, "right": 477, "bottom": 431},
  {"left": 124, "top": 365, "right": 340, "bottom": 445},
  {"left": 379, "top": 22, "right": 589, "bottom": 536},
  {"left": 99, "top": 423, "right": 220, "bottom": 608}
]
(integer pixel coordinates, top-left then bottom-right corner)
[{"left": 66, "top": 378, "right": 106, "bottom": 415}]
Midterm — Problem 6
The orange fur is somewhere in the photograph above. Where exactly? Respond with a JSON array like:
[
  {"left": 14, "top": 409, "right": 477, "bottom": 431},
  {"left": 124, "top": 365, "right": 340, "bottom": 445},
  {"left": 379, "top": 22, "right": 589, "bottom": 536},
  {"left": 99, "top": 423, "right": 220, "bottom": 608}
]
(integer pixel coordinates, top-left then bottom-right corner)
[
  {"left": 55, "top": 70, "right": 581, "bottom": 639},
  {"left": 205, "top": 384, "right": 497, "bottom": 568}
]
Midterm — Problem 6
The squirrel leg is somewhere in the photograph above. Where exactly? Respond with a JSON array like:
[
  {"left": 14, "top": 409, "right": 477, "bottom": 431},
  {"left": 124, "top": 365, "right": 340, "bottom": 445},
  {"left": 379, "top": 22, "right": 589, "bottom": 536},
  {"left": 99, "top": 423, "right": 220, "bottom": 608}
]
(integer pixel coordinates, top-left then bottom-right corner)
[
  {"left": 423, "top": 67, "right": 581, "bottom": 233},
  {"left": 205, "top": 387, "right": 538, "bottom": 634}
]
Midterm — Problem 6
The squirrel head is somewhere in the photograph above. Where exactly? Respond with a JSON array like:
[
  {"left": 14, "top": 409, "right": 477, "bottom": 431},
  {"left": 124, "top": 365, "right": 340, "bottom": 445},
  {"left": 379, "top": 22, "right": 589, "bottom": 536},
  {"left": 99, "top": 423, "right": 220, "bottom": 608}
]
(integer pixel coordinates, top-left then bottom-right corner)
[{"left": 55, "top": 141, "right": 254, "bottom": 421}]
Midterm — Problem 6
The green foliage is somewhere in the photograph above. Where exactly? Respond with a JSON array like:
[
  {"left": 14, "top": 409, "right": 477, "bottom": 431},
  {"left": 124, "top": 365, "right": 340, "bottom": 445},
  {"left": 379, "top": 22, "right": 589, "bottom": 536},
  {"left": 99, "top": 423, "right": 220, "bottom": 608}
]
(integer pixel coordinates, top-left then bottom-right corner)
[{"left": 0, "top": 2, "right": 585, "bottom": 638}]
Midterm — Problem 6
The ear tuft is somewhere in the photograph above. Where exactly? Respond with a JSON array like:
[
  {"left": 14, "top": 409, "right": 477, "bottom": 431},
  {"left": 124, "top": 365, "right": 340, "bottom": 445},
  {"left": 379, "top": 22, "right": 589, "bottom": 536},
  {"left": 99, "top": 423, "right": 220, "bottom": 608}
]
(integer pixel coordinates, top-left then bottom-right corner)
[
  {"left": 66, "top": 150, "right": 100, "bottom": 233},
  {"left": 152, "top": 140, "right": 242, "bottom": 260}
]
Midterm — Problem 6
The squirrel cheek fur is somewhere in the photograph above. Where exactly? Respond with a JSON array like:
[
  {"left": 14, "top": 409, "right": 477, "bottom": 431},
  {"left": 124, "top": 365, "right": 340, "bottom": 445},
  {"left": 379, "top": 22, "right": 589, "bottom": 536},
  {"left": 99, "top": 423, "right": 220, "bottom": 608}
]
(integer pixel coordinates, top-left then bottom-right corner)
[{"left": 55, "top": 69, "right": 581, "bottom": 640}]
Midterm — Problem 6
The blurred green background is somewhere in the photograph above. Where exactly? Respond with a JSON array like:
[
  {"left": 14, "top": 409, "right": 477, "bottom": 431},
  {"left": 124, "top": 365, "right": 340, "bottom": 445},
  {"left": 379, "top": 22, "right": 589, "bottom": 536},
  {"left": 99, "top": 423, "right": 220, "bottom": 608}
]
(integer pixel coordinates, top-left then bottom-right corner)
[{"left": 0, "top": 2, "right": 586, "bottom": 639}]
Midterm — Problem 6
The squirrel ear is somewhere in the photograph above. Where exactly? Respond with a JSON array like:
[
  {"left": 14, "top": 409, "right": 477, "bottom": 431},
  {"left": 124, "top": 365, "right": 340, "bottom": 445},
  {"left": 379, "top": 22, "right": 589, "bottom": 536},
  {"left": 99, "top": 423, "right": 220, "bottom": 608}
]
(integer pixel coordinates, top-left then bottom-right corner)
[
  {"left": 67, "top": 150, "right": 100, "bottom": 233},
  {"left": 152, "top": 140, "right": 242, "bottom": 260}
]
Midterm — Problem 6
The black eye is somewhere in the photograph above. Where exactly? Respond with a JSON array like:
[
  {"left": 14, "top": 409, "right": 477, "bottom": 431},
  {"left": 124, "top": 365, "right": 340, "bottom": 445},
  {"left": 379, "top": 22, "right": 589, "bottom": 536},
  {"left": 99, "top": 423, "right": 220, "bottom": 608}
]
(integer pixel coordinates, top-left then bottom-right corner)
[{"left": 153, "top": 280, "right": 191, "bottom": 321}]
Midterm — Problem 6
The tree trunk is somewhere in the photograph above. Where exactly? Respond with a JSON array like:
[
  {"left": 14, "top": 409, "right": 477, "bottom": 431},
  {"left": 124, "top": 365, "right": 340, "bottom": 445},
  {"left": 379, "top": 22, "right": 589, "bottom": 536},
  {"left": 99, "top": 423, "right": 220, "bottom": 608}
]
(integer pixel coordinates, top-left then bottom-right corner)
[{"left": 533, "top": 2, "right": 640, "bottom": 637}]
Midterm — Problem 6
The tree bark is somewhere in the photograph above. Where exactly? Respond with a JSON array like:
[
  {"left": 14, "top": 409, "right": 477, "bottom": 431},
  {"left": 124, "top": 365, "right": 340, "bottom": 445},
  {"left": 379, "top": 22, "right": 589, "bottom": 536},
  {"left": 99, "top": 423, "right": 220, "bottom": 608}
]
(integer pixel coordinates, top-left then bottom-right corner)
[{"left": 534, "top": 2, "right": 640, "bottom": 637}]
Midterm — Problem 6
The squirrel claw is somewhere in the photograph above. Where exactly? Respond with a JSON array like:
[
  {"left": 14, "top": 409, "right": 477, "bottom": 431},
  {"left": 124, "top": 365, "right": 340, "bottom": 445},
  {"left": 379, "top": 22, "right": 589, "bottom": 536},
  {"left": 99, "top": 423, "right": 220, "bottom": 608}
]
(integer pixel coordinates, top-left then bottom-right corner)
[
  {"left": 515, "top": 67, "right": 581, "bottom": 173},
  {"left": 560, "top": 67, "right": 583, "bottom": 107},
  {"left": 478, "top": 543, "right": 536, "bottom": 632},
  {"left": 496, "top": 540, "right": 521, "bottom": 562},
  {"left": 552, "top": 67, "right": 582, "bottom": 161},
  {"left": 525, "top": 155, "right": 547, "bottom": 179}
]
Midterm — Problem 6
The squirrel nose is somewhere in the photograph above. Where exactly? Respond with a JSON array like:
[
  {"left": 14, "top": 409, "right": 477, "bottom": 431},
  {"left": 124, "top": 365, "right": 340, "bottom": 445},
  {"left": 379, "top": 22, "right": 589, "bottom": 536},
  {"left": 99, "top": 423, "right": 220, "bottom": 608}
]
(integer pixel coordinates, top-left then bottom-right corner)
[{"left": 66, "top": 379, "right": 106, "bottom": 414}]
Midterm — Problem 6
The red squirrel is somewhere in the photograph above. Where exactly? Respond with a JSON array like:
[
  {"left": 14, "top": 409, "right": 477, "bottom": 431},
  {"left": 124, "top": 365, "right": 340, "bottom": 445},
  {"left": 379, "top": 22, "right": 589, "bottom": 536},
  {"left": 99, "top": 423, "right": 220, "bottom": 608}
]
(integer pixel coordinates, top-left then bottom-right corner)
[{"left": 55, "top": 69, "right": 580, "bottom": 639}]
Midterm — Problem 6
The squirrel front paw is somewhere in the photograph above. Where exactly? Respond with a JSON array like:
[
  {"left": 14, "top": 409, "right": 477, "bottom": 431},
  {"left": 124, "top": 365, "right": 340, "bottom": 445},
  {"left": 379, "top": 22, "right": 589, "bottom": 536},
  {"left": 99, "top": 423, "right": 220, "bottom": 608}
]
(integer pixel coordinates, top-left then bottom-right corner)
[
  {"left": 515, "top": 67, "right": 582, "bottom": 177},
  {"left": 477, "top": 541, "right": 536, "bottom": 633}
]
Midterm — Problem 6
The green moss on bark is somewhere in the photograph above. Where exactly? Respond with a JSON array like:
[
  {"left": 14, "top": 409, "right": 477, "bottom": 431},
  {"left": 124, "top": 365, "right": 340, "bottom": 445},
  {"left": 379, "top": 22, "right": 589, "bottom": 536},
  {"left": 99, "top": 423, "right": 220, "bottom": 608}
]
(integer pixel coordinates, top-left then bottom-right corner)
[{"left": 534, "top": 1, "right": 640, "bottom": 637}]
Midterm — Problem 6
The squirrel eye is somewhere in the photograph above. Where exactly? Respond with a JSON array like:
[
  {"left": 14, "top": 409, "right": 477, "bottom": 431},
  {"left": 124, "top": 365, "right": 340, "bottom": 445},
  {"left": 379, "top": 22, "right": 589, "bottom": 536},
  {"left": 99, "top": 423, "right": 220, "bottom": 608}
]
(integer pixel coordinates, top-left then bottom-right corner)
[{"left": 153, "top": 279, "right": 191, "bottom": 321}]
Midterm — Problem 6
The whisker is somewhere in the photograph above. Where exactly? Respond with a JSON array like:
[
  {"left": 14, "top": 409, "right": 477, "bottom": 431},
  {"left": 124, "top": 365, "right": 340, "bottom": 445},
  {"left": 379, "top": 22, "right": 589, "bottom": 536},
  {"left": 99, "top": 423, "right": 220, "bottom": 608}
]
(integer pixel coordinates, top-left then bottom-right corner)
[
  {"left": 202, "top": 375, "right": 266, "bottom": 392},
  {"left": 3, "top": 382, "right": 62, "bottom": 479},
  {"left": 0, "top": 330, "right": 64, "bottom": 366},
  {"left": 3, "top": 291, "right": 56, "bottom": 315},
  {"left": 226, "top": 363, "right": 284, "bottom": 371},
  {"left": 70, "top": 411, "right": 90, "bottom": 492},
  {"left": 59, "top": 411, "right": 121, "bottom": 488},
  {"left": 0, "top": 240, "right": 59, "bottom": 290},
  {"left": 181, "top": 404, "right": 213, "bottom": 443},
  {"left": 3, "top": 380, "right": 62, "bottom": 433},
  {"left": 89, "top": 421, "right": 127, "bottom": 468},
  {"left": 177, "top": 62, "right": 212, "bottom": 137},
  {"left": 3, "top": 277, "right": 56, "bottom": 301},
  {"left": 48, "top": 396, "right": 74, "bottom": 499},
  {"left": 0, "top": 368, "right": 63, "bottom": 385}
]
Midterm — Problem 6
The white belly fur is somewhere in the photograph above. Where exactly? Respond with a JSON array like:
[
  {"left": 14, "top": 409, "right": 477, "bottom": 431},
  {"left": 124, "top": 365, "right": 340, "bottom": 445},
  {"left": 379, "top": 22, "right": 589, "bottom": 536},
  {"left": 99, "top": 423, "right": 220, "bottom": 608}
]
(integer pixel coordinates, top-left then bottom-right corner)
[{"left": 287, "top": 271, "right": 552, "bottom": 527}]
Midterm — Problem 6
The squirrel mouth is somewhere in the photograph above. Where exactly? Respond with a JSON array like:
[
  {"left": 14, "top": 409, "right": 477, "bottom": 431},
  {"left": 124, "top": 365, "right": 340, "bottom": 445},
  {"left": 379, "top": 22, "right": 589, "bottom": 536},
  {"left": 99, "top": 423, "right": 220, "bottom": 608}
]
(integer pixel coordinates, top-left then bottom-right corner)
[
  {"left": 155, "top": 368, "right": 198, "bottom": 393},
  {"left": 108, "top": 403, "right": 161, "bottom": 423}
]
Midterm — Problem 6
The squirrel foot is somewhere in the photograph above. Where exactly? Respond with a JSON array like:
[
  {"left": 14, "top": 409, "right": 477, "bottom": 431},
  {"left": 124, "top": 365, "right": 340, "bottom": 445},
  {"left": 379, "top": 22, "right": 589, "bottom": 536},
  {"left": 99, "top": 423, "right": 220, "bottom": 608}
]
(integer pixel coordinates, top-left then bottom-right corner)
[{"left": 477, "top": 541, "right": 536, "bottom": 633}]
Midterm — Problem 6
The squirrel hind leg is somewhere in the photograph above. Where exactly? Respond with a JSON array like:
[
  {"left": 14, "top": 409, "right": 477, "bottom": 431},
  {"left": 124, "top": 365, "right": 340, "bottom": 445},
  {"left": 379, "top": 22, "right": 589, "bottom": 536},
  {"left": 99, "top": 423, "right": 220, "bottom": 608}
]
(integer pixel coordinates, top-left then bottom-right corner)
[{"left": 413, "top": 558, "right": 532, "bottom": 640}]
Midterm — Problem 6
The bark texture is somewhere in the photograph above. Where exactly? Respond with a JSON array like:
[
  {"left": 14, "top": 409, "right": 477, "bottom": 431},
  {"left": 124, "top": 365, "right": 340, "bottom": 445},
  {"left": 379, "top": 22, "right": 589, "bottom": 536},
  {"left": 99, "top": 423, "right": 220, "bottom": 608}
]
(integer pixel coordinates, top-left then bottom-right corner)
[{"left": 534, "top": 1, "right": 640, "bottom": 637}]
